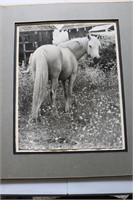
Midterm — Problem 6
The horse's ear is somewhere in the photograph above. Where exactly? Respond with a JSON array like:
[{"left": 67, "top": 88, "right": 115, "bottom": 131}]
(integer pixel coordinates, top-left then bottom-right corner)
[{"left": 87, "top": 33, "right": 91, "bottom": 40}]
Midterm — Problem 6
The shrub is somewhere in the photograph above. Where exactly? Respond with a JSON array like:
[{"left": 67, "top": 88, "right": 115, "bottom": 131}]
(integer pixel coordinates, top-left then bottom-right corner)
[
  {"left": 18, "top": 67, "right": 33, "bottom": 115},
  {"left": 99, "top": 35, "right": 117, "bottom": 73}
]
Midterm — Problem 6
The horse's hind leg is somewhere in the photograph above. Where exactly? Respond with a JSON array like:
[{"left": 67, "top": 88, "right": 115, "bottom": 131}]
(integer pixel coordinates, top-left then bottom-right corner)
[
  {"left": 50, "top": 77, "right": 58, "bottom": 114},
  {"left": 63, "top": 74, "right": 77, "bottom": 113}
]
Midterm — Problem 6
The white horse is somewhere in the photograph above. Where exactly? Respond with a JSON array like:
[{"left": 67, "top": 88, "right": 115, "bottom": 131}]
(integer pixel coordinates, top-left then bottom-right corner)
[{"left": 28, "top": 34, "right": 101, "bottom": 121}]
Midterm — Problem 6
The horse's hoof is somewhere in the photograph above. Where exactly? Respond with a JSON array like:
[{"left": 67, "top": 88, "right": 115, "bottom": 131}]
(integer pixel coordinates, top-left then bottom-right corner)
[
  {"left": 37, "top": 117, "right": 41, "bottom": 123},
  {"left": 54, "top": 111, "right": 59, "bottom": 117},
  {"left": 28, "top": 117, "right": 41, "bottom": 124},
  {"left": 51, "top": 107, "right": 58, "bottom": 116},
  {"left": 65, "top": 106, "right": 70, "bottom": 113}
]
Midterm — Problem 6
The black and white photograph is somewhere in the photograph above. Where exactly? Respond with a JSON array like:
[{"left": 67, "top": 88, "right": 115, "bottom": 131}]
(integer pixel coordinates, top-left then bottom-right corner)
[{"left": 15, "top": 21, "right": 126, "bottom": 153}]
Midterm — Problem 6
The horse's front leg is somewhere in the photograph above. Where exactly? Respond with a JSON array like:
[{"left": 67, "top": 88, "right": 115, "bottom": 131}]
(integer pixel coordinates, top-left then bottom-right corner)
[
  {"left": 68, "top": 74, "right": 77, "bottom": 112},
  {"left": 62, "top": 80, "right": 69, "bottom": 113},
  {"left": 63, "top": 74, "right": 77, "bottom": 113},
  {"left": 50, "top": 77, "right": 58, "bottom": 114}
]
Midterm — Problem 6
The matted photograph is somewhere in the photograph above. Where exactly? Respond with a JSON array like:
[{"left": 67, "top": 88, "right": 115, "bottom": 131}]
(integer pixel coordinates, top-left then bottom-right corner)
[{"left": 14, "top": 20, "right": 126, "bottom": 153}]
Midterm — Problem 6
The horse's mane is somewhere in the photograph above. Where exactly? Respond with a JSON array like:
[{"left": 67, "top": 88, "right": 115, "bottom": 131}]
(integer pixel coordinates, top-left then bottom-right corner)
[
  {"left": 58, "top": 35, "right": 100, "bottom": 60},
  {"left": 59, "top": 37, "right": 87, "bottom": 48}
]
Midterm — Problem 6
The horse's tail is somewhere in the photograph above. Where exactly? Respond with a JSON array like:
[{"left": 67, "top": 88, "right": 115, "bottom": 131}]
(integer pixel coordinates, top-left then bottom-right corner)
[{"left": 31, "top": 50, "right": 48, "bottom": 120}]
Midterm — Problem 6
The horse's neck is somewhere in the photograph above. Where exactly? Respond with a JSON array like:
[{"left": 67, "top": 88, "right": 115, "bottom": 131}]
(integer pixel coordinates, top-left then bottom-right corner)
[
  {"left": 61, "top": 38, "right": 88, "bottom": 60},
  {"left": 70, "top": 45, "right": 87, "bottom": 60}
]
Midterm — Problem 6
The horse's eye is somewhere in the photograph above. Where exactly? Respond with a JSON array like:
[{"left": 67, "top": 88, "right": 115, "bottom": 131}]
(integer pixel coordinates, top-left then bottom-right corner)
[{"left": 89, "top": 45, "right": 92, "bottom": 48}]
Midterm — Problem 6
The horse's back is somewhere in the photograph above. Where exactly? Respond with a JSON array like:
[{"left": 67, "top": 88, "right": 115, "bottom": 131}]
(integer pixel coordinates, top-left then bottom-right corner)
[
  {"left": 33, "top": 45, "right": 62, "bottom": 61},
  {"left": 32, "top": 45, "right": 63, "bottom": 77},
  {"left": 31, "top": 44, "right": 78, "bottom": 80}
]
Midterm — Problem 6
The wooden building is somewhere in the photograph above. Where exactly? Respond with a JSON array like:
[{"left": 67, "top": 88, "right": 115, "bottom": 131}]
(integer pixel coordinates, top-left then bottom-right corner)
[
  {"left": 19, "top": 25, "right": 56, "bottom": 64},
  {"left": 89, "top": 24, "right": 115, "bottom": 36},
  {"left": 60, "top": 24, "right": 92, "bottom": 39}
]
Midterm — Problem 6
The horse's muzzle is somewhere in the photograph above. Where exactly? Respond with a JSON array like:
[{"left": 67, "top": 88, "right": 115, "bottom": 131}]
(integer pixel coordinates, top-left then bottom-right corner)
[{"left": 93, "top": 57, "right": 100, "bottom": 64}]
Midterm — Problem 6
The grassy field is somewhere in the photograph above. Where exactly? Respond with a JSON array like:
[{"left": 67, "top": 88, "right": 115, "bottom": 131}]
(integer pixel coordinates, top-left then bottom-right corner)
[{"left": 17, "top": 36, "right": 124, "bottom": 152}]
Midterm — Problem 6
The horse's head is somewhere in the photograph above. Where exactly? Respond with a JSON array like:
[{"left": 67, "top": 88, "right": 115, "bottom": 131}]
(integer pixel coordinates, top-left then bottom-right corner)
[{"left": 87, "top": 34, "right": 101, "bottom": 64}]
